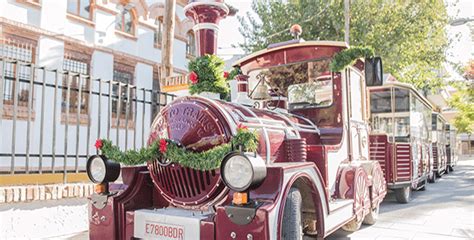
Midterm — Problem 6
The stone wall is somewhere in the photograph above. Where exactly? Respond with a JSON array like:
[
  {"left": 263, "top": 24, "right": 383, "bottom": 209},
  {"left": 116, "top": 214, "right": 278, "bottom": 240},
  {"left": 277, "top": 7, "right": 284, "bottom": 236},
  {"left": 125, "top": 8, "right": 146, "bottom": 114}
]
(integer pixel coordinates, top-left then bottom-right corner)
[{"left": 0, "top": 183, "right": 94, "bottom": 203}]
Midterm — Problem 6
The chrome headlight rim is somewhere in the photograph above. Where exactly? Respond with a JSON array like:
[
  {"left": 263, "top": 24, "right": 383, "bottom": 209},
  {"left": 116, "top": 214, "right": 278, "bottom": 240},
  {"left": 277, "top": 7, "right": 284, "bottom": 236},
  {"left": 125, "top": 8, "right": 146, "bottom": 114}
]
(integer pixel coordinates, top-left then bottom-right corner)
[
  {"left": 86, "top": 155, "right": 121, "bottom": 184},
  {"left": 220, "top": 152, "right": 267, "bottom": 192}
]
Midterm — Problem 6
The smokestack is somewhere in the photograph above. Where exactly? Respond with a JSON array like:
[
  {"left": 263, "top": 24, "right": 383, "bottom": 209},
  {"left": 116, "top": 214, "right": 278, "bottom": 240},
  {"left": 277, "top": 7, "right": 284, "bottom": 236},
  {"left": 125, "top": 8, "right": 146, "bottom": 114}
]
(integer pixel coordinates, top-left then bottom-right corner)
[{"left": 184, "top": 0, "right": 231, "bottom": 56}]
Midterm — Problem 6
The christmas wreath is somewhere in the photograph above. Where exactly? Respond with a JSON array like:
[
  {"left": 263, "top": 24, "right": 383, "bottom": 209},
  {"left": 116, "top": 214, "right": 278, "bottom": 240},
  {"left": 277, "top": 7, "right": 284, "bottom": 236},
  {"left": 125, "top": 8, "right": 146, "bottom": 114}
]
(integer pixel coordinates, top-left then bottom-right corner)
[
  {"left": 330, "top": 46, "right": 374, "bottom": 72},
  {"left": 188, "top": 54, "right": 230, "bottom": 98},
  {"left": 95, "top": 124, "right": 258, "bottom": 171}
]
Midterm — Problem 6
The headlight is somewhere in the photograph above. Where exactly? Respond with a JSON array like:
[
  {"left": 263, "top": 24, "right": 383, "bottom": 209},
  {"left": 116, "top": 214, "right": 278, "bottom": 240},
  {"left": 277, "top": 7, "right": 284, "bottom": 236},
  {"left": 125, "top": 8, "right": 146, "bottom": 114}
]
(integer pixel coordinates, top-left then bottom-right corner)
[
  {"left": 221, "top": 152, "right": 267, "bottom": 192},
  {"left": 86, "top": 155, "right": 121, "bottom": 184}
]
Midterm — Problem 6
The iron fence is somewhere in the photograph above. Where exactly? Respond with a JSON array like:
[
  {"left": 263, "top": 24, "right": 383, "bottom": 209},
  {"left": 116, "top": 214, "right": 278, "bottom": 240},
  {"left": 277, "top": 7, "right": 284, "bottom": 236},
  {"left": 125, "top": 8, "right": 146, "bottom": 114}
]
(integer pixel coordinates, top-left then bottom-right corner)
[{"left": 0, "top": 58, "right": 176, "bottom": 181}]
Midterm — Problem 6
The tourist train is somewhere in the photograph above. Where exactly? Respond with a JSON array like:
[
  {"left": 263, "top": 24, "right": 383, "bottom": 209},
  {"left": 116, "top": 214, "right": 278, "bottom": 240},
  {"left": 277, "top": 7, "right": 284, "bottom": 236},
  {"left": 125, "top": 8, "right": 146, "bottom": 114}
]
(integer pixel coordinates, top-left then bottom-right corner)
[
  {"left": 367, "top": 81, "right": 460, "bottom": 203},
  {"left": 85, "top": 1, "right": 457, "bottom": 239},
  {"left": 368, "top": 82, "right": 433, "bottom": 203}
]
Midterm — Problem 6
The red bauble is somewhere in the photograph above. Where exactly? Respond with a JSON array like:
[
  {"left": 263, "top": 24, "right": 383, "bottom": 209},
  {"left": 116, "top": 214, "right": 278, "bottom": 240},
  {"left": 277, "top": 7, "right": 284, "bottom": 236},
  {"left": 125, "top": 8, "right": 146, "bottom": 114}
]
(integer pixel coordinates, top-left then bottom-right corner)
[
  {"left": 159, "top": 139, "right": 168, "bottom": 153},
  {"left": 224, "top": 71, "right": 229, "bottom": 79},
  {"left": 237, "top": 123, "right": 248, "bottom": 130},
  {"left": 95, "top": 139, "right": 103, "bottom": 149},
  {"left": 189, "top": 71, "right": 199, "bottom": 84}
]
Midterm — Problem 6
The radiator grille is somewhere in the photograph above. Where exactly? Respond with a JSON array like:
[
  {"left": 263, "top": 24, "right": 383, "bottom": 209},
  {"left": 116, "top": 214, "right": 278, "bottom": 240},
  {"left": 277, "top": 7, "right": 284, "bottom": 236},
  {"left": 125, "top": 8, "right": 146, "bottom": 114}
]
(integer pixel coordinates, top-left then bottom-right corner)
[{"left": 148, "top": 161, "right": 226, "bottom": 206}]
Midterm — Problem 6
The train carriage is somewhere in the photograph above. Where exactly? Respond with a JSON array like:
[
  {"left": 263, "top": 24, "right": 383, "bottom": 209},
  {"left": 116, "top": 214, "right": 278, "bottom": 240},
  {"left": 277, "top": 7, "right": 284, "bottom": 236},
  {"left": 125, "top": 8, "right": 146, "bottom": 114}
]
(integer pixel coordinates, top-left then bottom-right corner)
[
  {"left": 431, "top": 112, "right": 448, "bottom": 179},
  {"left": 368, "top": 82, "right": 433, "bottom": 203},
  {"left": 445, "top": 124, "right": 458, "bottom": 172}
]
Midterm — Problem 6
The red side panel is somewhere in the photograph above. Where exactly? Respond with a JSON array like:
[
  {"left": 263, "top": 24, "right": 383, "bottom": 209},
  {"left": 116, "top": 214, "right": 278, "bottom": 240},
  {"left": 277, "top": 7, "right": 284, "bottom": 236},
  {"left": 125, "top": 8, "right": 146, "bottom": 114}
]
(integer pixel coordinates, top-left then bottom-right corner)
[
  {"left": 394, "top": 143, "right": 411, "bottom": 181},
  {"left": 432, "top": 145, "right": 439, "bottom": 171},
  {"left": 369, "top": 135, "right": 392, "bottom": 183},
  {"left": 307, "top": 145, "right": 328, "bottom": 187}
]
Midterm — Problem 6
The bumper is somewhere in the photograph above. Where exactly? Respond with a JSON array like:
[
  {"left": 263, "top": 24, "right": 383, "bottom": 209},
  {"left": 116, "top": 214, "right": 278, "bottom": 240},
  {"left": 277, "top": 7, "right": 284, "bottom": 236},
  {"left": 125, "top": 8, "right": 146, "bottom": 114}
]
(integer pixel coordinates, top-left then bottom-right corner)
[{"left": 90, "top": 196, "right": 272, "bottom": 240}]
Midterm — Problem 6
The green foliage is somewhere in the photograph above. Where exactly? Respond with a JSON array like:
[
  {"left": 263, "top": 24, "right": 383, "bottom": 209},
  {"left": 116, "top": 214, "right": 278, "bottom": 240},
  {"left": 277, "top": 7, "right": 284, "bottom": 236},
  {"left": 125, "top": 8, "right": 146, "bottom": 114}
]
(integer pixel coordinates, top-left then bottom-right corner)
[
  {"left": 98, "top": 127, "right": 259, "bottom": 170},
  {"left": 231, "top": 126, "right": 259, "bottom": 152},
  {"left": 449, "top": 80, "right": 474, "bottom": 134},
  {"left": 100, "top": 139, "right": 159, "bottom": 166},
  {"left": 330, "top": 46, "right": 374, "bottom": 72},
  {"left": 238, "top": 0, "right": 449, "bottom": 91},
  {"left": 188, "top": 54, "right": 230, "bottom": 97},
  {"left": 227, "top": 67, "right": 242, "bottom": 81}
]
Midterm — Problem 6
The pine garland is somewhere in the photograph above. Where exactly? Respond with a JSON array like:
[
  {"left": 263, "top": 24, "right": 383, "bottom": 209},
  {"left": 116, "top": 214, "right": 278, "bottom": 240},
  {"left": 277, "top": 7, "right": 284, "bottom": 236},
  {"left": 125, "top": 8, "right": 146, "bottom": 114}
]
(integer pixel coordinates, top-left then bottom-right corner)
[
  {"left": 95, "top": 124, "right": 258, "bottom": 171},
  {"left": 330, "top": 46, "right": 374, "bottom": 72},
  {"left": 188, "top": 54, "right": 230, "bottom": 98}
]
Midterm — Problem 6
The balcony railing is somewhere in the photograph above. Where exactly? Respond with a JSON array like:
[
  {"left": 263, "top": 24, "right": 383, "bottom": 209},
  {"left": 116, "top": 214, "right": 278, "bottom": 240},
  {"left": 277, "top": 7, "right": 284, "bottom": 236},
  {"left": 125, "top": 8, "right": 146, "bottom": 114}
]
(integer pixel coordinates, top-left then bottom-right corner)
[{"left": 0, "top": 58, "right": 176, "bottom": 185}]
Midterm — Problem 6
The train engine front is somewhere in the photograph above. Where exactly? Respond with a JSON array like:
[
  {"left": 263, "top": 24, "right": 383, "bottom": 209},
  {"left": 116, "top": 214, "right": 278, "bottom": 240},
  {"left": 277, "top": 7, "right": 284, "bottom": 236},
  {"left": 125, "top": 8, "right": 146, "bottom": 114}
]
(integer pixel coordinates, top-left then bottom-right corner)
[{"left": 86, "top": 1, "right": 387, "bottom": 239}]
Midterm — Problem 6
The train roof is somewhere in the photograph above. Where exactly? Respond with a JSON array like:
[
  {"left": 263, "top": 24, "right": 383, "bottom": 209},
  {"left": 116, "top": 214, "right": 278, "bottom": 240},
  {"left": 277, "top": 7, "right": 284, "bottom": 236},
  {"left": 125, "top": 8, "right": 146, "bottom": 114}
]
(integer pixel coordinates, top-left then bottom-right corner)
[
  {"left": 433, "top": 111, "right": 448, "bottom": 123},
  {"left": 232, "top": 41, "right": 348, "bottom": 67},
  {"left": 368, "top": 81, "right": 435, "bottom": 110}
]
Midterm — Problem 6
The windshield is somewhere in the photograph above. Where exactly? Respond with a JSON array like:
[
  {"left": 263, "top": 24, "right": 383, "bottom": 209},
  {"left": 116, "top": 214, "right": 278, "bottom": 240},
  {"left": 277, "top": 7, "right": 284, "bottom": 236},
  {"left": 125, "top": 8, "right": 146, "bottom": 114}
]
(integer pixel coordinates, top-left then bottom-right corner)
[
  {"left": 247, "top": 59, "right": 333, "bottom": 108},
  {"left": 288, "top": 79, "right": 333, "bottom": 108}
]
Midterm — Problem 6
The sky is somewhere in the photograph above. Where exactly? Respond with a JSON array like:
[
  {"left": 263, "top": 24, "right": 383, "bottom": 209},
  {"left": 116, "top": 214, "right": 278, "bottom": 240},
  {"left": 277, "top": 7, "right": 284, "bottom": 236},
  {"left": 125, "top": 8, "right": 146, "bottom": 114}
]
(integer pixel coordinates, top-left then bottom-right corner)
[{"left": 216, "top": 0, "right": 473, "bottom": 75}]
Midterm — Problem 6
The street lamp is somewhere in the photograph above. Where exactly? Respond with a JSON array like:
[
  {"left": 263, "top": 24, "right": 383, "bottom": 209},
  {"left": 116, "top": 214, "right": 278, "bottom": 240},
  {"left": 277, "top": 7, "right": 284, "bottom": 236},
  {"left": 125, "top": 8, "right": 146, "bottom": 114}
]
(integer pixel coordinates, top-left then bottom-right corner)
[{"left": 450, "top": 17, "right": 474, "bottom": 26}]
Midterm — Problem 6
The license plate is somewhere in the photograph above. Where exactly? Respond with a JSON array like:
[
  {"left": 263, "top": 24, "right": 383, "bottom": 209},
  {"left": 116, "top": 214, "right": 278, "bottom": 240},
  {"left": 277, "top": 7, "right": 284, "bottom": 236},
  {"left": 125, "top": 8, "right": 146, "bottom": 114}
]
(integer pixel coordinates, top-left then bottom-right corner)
[
  {"left": 143, "top": 221, "right": 185, "bottom": 240},
  {"left": 134, "top": 208, "right": 210, "bottom": 240}
]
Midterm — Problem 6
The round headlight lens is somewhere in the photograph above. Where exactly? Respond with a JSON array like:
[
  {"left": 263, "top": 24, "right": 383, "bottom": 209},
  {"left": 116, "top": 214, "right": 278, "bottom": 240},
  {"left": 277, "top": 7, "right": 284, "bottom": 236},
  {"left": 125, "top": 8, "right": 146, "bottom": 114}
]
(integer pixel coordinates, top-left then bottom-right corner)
[
  {"left": 223, "top": 155, "right": 253, "bottom": 191},
  {"left": 89, "top": 157, "right": 106, "bottom": 183}
]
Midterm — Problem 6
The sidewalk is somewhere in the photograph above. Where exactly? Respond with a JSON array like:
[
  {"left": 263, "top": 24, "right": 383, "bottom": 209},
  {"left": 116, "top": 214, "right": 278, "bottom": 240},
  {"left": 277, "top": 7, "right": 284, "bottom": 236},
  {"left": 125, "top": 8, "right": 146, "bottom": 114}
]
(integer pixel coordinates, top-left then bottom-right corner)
[
  {"left": 3, "top": 158, "right": 473, "bottom": 239},
  {"left": 0, "top": 198, "right": 88, "bottom": 239},
  {"left": 328, "top": 158, "right": 474, "bottom": 239}
]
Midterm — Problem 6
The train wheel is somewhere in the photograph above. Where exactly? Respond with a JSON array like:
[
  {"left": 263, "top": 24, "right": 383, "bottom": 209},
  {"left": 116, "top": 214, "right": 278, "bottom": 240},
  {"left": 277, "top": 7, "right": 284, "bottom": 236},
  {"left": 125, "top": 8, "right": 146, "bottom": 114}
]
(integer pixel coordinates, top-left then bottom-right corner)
[
  {"left": 394, "top": 186, "right": 411, "bottom": 203},
  {"left": 428, "top": 171, "right": 436, "bottom": 183},
  {"left": 363, "top": 203, "right": 380, "bottom": 225},
  {"left": 342, "top": 170, "right": 368, "bottom": 232},
  {"left": 419, "top": 180, "right": 427, "bottom": 191},
  {"left": 281, "top": 188, "right": 303, "bottom": 240},
  {"left": 342, "top": 218, "right": 363, "bottom": 232}
]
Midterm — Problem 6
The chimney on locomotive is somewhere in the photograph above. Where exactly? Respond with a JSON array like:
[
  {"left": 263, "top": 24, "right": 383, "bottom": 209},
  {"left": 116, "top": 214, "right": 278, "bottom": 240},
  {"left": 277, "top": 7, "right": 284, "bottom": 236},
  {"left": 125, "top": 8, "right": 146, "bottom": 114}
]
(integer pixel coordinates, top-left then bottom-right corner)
[{"left": 184, "top": 0, "right": 234, "bottom": 56}]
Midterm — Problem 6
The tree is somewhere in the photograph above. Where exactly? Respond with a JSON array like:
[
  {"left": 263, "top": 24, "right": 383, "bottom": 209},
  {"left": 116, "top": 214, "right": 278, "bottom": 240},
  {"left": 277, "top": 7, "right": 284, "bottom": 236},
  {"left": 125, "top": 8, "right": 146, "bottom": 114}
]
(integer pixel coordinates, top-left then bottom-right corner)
[
  {"left": 449, "top": 61, "right": 474, "bottom": 134},
  {"left": 238, "top": 0, "right": 449, "bottom": 90}
]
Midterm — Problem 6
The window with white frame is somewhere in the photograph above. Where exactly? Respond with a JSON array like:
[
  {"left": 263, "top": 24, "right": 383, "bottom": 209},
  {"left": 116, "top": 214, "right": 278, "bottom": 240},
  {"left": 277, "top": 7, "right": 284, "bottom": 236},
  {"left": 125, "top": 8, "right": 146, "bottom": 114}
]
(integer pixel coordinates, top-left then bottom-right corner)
[
  {"left": 112, "top": 62, "right": 134, "bottom": 123},
  {"left": 116, "top": 9, "right": 135, "bottom": 35},
  {"left": 154, "top": 18, "right": 163, "bottom": 46},
  {"left": 67, "top": 0, "right": 92, "bottom": 20},
  {"left": 0, "top": 36, "right": 36, "bottom": 108},
  {"left": 61, "top": 49, "right": 91, "bottom": 122},
  {"left": 186, "top": 31, "right": 196, "bottom": 56}
]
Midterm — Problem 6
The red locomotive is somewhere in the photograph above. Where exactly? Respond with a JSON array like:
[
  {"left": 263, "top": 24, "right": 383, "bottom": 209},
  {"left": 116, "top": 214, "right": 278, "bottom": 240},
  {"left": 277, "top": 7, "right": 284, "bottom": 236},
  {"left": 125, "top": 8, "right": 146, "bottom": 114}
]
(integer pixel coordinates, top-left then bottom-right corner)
[{"left": 85, "top": 1, "right": 387, "bottom": 239}]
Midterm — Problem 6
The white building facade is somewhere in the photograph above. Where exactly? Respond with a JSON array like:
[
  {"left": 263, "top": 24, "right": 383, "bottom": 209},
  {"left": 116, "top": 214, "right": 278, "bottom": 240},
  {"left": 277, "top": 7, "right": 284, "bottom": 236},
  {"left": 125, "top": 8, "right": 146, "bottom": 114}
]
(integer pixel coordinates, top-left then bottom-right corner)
[{"left": 0, "top": 0, "right": 194, "bottom": 183}]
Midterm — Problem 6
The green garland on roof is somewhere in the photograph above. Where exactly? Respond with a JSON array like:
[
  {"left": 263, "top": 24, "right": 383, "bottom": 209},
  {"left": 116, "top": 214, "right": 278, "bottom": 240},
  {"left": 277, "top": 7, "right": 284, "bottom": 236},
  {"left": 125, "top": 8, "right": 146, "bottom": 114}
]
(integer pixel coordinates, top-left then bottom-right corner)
[
  {"left": 330, "top": 46, "right": 375, "bottom": 72},
  {"left": 95, "top": 124, "right": 258, "bottom": 171},
  {"left": 188, "top": 54, "right": 230, "bottom": 98}
]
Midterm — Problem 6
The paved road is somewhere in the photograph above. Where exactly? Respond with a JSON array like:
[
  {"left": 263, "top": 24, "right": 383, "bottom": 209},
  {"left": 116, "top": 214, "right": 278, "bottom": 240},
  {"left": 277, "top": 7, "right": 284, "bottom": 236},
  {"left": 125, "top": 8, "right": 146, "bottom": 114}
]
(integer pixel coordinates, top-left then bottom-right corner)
[
  {"left": 327, "top": 159, "right": 474, "bottom": 240},
  {"left": 65, "top": 159, "right": 474, "bottom": 240}
]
